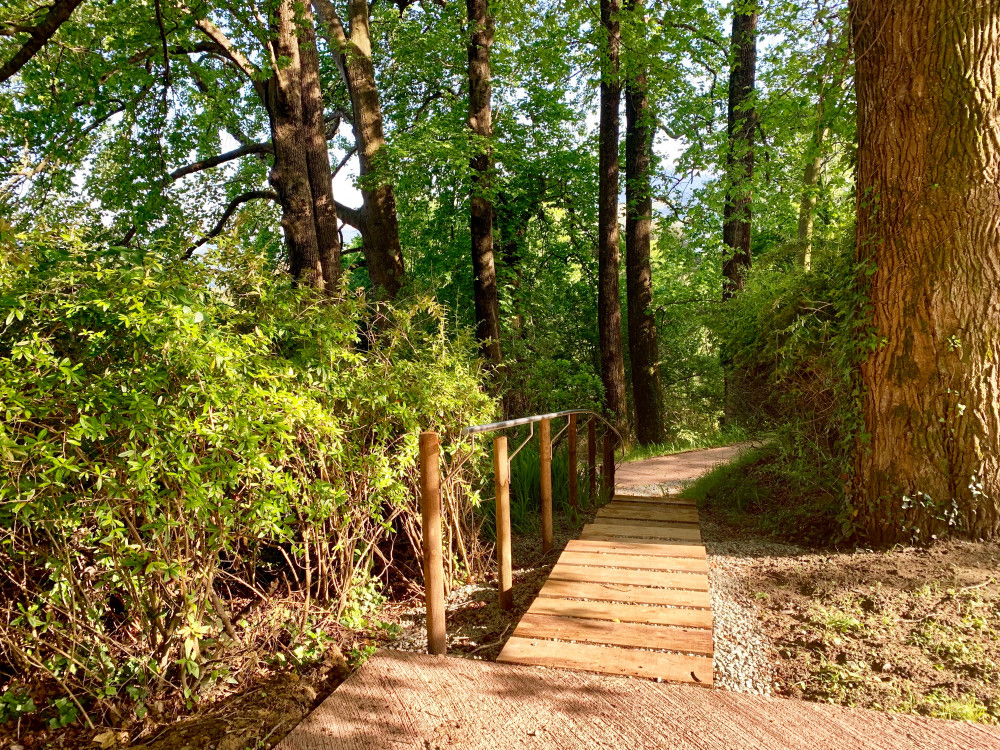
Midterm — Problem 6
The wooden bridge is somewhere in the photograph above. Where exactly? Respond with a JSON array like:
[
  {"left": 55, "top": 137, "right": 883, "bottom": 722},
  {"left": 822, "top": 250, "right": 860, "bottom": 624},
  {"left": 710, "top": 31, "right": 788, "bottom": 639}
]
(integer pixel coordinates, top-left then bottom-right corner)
[{"left": 497, "top": 489, "right": 714, "bottom": 684}]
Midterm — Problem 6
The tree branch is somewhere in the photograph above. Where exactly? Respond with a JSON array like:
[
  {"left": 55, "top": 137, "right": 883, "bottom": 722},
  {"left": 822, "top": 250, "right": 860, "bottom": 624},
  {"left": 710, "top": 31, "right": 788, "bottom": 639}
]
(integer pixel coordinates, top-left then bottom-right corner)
[
  {"left": 185, "top": 190, "right": 278, "bottom": 257},
  {"left": 169, "top": 142, "right": 273, "bottom": 180},
  {"left": 331, "top": 146, "right": 356, "bottom": 178},
  {"left": 194, "top": 18, "right": 260, "bottom": 83},
  {"left": 335, "top": 200, "right": 362, "bottom": 229},
  {"left": 0, "top": 0, "right": 85, "bottom": 83}
]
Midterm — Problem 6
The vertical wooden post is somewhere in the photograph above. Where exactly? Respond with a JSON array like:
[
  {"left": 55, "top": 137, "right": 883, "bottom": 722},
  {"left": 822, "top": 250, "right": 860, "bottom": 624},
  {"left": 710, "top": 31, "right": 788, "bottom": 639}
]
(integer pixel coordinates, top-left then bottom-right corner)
[
  {"left": 540, "top": 418, "right": 553, "bottom": 553},
  {"left": 588, "top": 417, "right": 597, "bottom": 503},
  {"left": 419, "top": 431, "right": 446, "bottom": 655},
  {"left": 568, "top": 414, "right": 578, "bottom": 510},
  {"left": 603, "top": 431, "right": 615, "bottom": 501},
  {"left": 493, "top": 436, "right": 513, "bottom": 610}
]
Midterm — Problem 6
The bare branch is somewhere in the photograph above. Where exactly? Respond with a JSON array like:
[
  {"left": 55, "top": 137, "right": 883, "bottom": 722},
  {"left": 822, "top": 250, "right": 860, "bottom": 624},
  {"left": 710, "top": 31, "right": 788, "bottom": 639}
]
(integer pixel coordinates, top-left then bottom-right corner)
[
  {"left": 331, "top": 146, "right": 356, "bottom": 178},
  {"left": 169, "top": 142, "right": 273, "bottom": 180},
  {"left": 185, "top": 190, "right": 279, "bottom": 257},
  {"left": 0, "top": 0, "right": 85, "bottom": 83}
]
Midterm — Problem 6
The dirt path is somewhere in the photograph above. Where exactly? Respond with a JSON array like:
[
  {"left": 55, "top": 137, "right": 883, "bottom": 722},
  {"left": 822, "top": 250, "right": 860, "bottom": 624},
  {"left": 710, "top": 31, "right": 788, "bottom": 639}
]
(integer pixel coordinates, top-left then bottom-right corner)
[{"left": 615, "top": 443, "right": 755, "bottom": 489}]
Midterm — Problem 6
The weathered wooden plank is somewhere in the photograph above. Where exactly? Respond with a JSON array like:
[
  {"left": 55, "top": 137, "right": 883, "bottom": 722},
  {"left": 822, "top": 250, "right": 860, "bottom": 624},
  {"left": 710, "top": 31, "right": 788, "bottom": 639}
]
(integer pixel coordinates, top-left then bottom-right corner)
[
  {"left": 497, "top": 637, "right": 714, "bottom": 685},
  {"left": 565, "top": 539, "right": 707, "bottom": 559},
  {"left": 526, "top": 596, "right": 714, "bottom": 629},
  {"left": 547, "top": 563, "right": 710, "bottom": 591},
  {"left": 512, "top": 613, "right": 714, "bottom": 655},
  {"left": 611, "top": 494, "right": 697, "bottom": 507},
  {"left": 537, "top": 579, "right": 712, "bottom": 608},
  {"left": 581, "top": 522, "right": 702, "bottom": 542},
  {"left": 596, "top": 505, "right": 700, "bottom": 524},
  {"left": 559, "top": 550, "right": 708, "bottom": 574}
]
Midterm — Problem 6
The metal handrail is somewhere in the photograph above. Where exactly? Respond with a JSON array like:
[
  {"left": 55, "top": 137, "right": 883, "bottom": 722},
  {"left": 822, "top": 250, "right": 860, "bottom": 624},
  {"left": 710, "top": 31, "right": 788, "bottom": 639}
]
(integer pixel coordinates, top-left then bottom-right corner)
[{"left": 461, "top": 408, "right": 625, "bottom": 451}]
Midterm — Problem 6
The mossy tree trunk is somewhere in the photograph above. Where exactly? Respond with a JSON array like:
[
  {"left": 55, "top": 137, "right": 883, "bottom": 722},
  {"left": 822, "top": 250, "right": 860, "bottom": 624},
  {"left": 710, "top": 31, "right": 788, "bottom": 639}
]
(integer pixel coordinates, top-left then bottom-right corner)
[{"left": 851, "top": 0, "right": 1000, "bottom": 544}]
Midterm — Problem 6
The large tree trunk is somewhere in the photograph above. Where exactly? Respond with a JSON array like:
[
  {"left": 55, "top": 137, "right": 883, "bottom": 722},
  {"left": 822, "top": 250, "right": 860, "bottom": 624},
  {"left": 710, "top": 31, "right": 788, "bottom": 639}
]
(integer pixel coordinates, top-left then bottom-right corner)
[
  {"left": 298, "top": 4, "right": 342, "bottom": 288},
  {"left": 598, "top": 0, "right": 629, "bottom": 437},
  {"left": 267, "top": 2, "right": 325, "bottom": 290},
  {"left": 850, "top": 0, "right": 1000, "bottom": 544},
  {"left": 467, "top": 0, "right": 502, "bottom": 367},
  {"left": 313, "top": 0, "right": 405, "bottom": 298},
  {"left": 721, "top": 4, "right": 757, "bottom": 299},
  {"left": 624, "top": 1, "right": 663, "bottom": 447}
]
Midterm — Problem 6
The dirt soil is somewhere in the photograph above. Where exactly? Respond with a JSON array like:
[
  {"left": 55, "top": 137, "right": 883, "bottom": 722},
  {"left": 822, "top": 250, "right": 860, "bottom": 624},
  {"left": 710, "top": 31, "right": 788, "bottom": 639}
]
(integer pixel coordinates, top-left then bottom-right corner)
[{"left": 702, "top": 510, "right": 1000, "bottom": 724}]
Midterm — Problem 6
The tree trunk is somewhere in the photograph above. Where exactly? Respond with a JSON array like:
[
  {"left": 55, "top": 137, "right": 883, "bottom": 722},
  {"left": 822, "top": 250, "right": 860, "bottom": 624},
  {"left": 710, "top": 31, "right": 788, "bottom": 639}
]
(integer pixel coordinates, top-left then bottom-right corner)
[
  {"left": 721, "top": 4, "right": 757, "bottom": 299},
  {"left": 624, "top": 1, "right": 663, "bottom": 446},
  {"left": 598, "top": 0, "right": 629, "bottom": 437},
  {"left": 467, "top": 0, "right": 502, "bottom": 366},
  {"left": 313, "top": 0, "right": 405, "bottom": 298},
  {"left": 298, "top": 3, "right": 342, "bottom": 288},
  {"left": 850, "top": 0, "right": 1000, "bottom": 544},
  {"left": 267, "top": 2, "right": 325, "bottom": 291},
  {"left": 795, "top": 126, "right": 826, "bottom": 271}
]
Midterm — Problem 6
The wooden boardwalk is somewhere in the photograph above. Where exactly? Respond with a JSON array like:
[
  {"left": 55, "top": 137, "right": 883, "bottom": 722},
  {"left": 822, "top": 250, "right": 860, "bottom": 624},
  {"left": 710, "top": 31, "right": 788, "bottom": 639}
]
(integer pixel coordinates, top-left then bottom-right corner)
[{"left": 497, "top": 490, "right": 714, "bottom": 685}]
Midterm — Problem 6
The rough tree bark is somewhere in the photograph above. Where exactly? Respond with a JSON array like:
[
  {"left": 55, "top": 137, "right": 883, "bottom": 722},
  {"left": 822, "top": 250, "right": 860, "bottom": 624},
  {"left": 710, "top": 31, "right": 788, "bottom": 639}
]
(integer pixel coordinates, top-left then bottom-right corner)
[
  {"left": 721, "top": 3, "right": 758, "bottom": 299},
  {"left": 314, "top": 0, "right": 406, "bottom": 298},
  {"left": 598, "top": 0, "right": 629, "bottom": 437},
  {"left": 851, "top": 0, "right": 1000, "bottom": 544},
  {"left": 624, "top": 0, "right": 663, "bottom": 446},
  {"left": 467, "top": 0, "right": 502, "bottom": 366}
]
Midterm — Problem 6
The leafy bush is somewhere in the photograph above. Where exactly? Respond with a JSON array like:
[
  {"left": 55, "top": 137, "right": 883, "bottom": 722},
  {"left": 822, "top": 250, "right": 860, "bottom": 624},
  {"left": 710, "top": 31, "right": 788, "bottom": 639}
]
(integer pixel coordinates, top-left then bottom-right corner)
[{"left": 0, "top": 233, "right": 494, "bottom": 716}]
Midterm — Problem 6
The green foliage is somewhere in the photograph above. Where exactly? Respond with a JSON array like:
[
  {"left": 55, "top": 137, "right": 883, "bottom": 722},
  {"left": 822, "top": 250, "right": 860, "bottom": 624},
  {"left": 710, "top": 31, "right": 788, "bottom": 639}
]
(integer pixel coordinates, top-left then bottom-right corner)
[{"left": 0, "top": 232, "right": 494, "bottom": 717}]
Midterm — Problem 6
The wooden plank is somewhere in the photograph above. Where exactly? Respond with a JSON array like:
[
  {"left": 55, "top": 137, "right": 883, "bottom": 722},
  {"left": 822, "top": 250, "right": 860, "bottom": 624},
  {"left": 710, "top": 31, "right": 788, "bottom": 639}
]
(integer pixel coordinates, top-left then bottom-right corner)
[
  {"left": 582, "top": 522, "right": 702, "bottom": 542},
  {"left": 548, "top": 563, "right": 709, "bottom": 591},
  {"left": 538, "top": 579, "right": 712, "bottom": 608},
  {"left": 527, "top": 597, "right": 713, "bottom": 630},
  {"left": 512, "top": 613, "right": 714, "bottom": 655},
  {"left": 559, "top": 550, "right": 707, "bottom": 574},
  {"left": 565, "top": 539, "right": 706, "bottom": 559},
  {"left": 612, "top": 495, "right": 696, "bottom": 507},
  {"left": 597, "top": 505, "right": 700, "bottom": 524},
  {"left": 497, "top": 637, "right": 714, "bottom": 685}
]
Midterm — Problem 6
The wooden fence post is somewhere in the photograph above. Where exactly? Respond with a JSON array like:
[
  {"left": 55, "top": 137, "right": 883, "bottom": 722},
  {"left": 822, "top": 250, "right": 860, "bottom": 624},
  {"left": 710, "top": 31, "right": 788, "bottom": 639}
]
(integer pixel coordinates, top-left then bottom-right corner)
[
  {"left": 588, "top": 417, "right": 597, "bottom": 503},
  {"left": 603, "top": 431, "right": 615, "bottom": 501},
  {"left": 419, "top": 431, "right": 446, "bottom": 655},
  {"left": 568, "top": 414, "right": 578, "bottom": 510},
  {"left": 493, "top": 436, "right": 513, "bottom": 610},
  {"left": 540, "top": 418, "right": 553, "bottom": 553}
]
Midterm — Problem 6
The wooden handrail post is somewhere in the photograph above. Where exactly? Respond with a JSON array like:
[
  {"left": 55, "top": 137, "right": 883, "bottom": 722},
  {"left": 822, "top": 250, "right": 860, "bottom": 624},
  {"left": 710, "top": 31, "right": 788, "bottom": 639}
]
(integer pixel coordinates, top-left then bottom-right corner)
[
  {"left": 493, "top": 436, "right": 513, "bottom": 610},
  {"left": 540, "top": 417, "right": 553, "bottom": 553},
  {"left": 419, "top": 431, "right": 446, "bottom": 655},
  {"left": 568, "top": 414, "right": 578, "bottom": 510},
  {"left": 603, "top": 431, "right": 615, "bottom": 502},
  {"left": 588, "top": 417, "right": 597, "bottom": 503}
]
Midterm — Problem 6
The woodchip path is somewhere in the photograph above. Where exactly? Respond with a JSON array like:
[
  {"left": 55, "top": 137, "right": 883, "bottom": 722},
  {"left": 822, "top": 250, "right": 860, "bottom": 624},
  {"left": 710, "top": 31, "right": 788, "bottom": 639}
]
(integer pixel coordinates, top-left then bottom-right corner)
[{"left": 496, "top": 489, "right": 714, "bottom": 685}]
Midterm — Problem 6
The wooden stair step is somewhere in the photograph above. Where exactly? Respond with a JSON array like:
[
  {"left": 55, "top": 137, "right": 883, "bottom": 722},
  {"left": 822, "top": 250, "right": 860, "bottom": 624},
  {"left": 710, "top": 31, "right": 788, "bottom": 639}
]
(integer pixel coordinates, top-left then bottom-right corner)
[
  {"left": 512, "top": 613, "right": 713, "bottom": 655},
  {"left": 497, "top": 637, "right": 714, "bottom": 685},
  {"left": 612, "top": 493, "right": 695, "bottom": 507},
  {"left": 527, "top": 596, "right": 713, "bottom": 629},
  {"left": 538, "top": 579, "right": 712, "bottom": 608},
  {"left": 582, "top": 522, "right": 702, "bottom": 543},
  {"left": 548, "top": 563, "right": 710, "bottom": 591},
  {"left": 559, "top": 550, "right": 708, "bottom": 574},
  {"left": 565, "top": 539, "right": 706, "bottom": 559},
  {"left": 597, "top": 505, "right": 700, "bottom": 524}
]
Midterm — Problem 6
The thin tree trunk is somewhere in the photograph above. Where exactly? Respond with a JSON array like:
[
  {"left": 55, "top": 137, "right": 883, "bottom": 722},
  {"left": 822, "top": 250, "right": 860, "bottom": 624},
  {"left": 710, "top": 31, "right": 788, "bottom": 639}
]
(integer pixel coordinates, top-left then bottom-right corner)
[
  {"left": 795, "top": 126, "right": 826, "bottom": 271},
  {"left": 598, "top": 0, "right": 629, "bottom": 438},
  {"left": 721, "top": 4, "right": 758, "bottom": 298},
  {"left": 624, "top": 0, "right": 663, "bottom": 446},
  {"left": 850, "top": 0, "right": 1000, "bottom": 544},
  {"left": 467, "top": 0, "right": 502, "bottom": 367}
]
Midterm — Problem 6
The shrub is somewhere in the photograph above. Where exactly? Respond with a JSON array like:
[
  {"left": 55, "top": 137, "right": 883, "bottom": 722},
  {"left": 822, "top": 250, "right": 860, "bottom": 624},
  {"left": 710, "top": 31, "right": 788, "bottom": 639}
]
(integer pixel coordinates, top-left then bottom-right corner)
[{"left": 0, "top": 233, "right": 494, "bottom": 716}]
